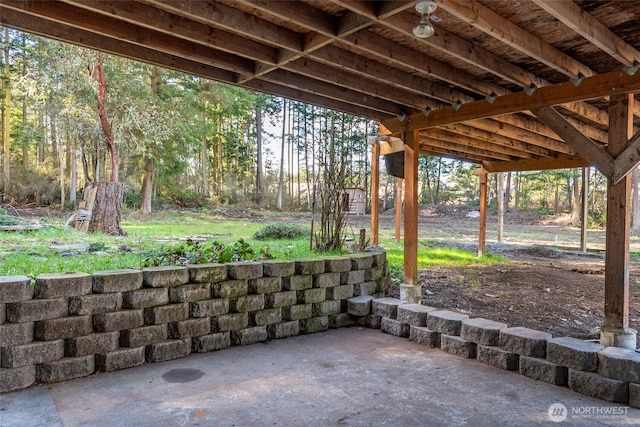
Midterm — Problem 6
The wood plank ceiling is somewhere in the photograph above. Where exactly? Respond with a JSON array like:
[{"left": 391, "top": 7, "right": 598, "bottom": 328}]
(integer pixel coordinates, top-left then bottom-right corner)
[{"left": 1, "top": 0, "right": 639, "bottom": 173}]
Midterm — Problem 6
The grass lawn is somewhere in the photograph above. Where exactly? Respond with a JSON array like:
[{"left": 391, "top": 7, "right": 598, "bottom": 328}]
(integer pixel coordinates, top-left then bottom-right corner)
[{"left": 0, "top": 209, "right": 504, "bottom": 278}]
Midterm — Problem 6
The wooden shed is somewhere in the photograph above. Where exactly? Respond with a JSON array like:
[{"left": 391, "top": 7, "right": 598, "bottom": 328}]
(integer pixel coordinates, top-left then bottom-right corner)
[{"left": 343, "top": 188, "right": 366, "bottom": 215}]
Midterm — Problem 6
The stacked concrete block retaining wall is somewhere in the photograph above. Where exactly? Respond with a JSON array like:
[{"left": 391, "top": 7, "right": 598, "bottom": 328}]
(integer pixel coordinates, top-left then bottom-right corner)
[
  {"left": 349, "top": 297, "right": 640, "bottom": 408},
  {"left": 0, "top": 252, "right": 389, "bottom": 393}
]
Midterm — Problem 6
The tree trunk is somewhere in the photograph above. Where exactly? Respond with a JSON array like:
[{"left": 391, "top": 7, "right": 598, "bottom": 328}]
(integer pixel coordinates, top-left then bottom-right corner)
[
  {"left": 505, "top": 172, "right": 511, "bottom": 211},
  {"left": 497, "top": 172, "right": 504, "bottom": 242},
  {"left": 571, "top": 169, "right": 581, "bottom": 226},
  {"left": 277, "top": 98, "right": 287, "bottom": 210},
  {"left": 69, "top": 139, "right": 77, "bottom": 204},
  {"left": 514, "top": 172, "right": 520, "bottom": 210},
  {"left": 139, "top": 154, "right": 154, "bottom": 215},
  {"left": 93, "top": 56, "right": 118, "bottom": 182},
  {"left": 81, "top": 182, "right": 125, "bottom": 235},
  {"left": 3, "top": 27, "right": 12, "bottom": 197},
  {"left": 255, "top": 104, "right": 265, "bottom": 207}
]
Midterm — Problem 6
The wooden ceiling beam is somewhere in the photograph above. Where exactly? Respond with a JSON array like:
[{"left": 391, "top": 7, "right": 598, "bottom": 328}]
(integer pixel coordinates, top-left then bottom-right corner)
[
  {"left": 424, "top": 128, "right": 534, "bottom": 159},
  {"left": 482, "top": 157, "right": 590, "bottom": 173},
  {"left": 438, "top": 0, "right": 594, "bottom": 79},
  {"left": 382, "top": 68, "right": 640, "bottom": 134},
  {"left": 1, "top": 0, "right": 255, "bottom": 75},
  {"left": 532, "top": 0, "right": 640, "bottom": 68},
  {"left": 419, "top": 139, "right": 506, "bottom": 162},
  {"left": 439, "top": 123, "right": 555, "bottom": 158},
  {"left": 532, "top": 107, "right": 614, "bottom": 179},
  {"left": 61, "top": 0, "right": 279, "bottom": 64},
  {"left": 0, "top": 7, "right": 239, "bottom": 83}
]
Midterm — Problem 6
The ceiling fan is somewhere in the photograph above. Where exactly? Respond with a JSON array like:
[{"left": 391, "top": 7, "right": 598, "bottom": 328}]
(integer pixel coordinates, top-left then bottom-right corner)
[{"left": 413, "top": 0, "right": 442, "bottom": 38}]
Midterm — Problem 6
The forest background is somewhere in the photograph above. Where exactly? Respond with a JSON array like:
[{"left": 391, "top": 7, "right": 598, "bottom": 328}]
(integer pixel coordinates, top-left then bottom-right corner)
[{"left": 2, "top": 28, "right": 638, "bottom": 228}]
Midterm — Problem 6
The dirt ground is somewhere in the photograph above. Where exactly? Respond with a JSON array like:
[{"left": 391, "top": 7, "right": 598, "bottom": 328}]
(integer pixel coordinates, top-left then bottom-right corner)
[{"left": 368, "top": 205, "right": 640, "bottom": 342}]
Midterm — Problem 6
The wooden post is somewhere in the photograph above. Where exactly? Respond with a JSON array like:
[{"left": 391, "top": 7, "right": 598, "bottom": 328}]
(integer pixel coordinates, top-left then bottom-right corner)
[
  {"left": 580, "top": 167, "right": 589, "bottom": 252},
  {"left": 478, "top": 169, "right": 488, "bottom": 257},
  {"left": 370, "top": 142, "right": 380, "bottom": 245},
  {"left": 601, "top": 93, "right": 635, "bottom": 349},
  {"left": 400, "top": 130, "right": 420, "bottom": 303},
  {"left": 497, "top": 172, "right": 504, "bottom": 242},
  {"left": 395, "top": 178, "right": 402, "bottom": 242}
]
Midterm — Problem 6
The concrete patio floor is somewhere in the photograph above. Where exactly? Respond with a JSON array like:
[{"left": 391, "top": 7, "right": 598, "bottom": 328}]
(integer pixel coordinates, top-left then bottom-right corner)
[{"left": 1, "top": 327, "right": 639, "bottom": 426}]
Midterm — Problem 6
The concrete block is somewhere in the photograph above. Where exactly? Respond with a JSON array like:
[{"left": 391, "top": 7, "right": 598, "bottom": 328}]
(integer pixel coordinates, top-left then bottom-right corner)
[
  {"left": 187, "top": 263, "right": 227, "bottom": 283},
  {"left": 254, "top": 308, "right": 282, "bottom": 326},
  {"left": 282, "top": 304, "right": 312, "bottom": 321},
  {"left": 364, "top": 266, "right": 384, "bottom": 282},
  {"left": 36, "top": 355, "right": 94, "bottom": 383},
  {"left": 372, "top": 298, "right": 406, "bottom": 319},
  {"left": 340, "top": 270, "right": 364, "bottom": 285},
  {"left": 363, "top": 314, "right": 382, "bottom": 329},
  {"left": 248, "top": 277, "right": 281, "bottom": 294},
  {"left": 0, "top": 303, "right": 5, "bottom": 324},
  {"left": 34, "top": 316, "right": 92, "bottom": 340},
  {"left": 268, "top": 321, "right": 299, "bottom": 339},
  {"left": 262, "top": 260, "right": 295, "bottom": 277},
  {"left": 350, "top": 254, "right": 374, "bottom": 270},
  {"left": 313, "top": 301, "right": 341, "bottom": 317},
  {"left": 313, "top": 273, "right": 341, "bottom": 289},
  {"left": 409, "top": 326, "right": 440, "bottom": 347},
  {"left": 326, "top": 285, "right": 353, "bottom": 300},
  {"left": 168, "top": 283, "right": 210, "bottom": 303},
  {"left": 192, "top": 332, "right": 231, "bottom": 352},
  {"left": 143, "top": 303, "right": 188, "bottom": 325},
  {"left": 427, "top": 310, "right": 469, "bottom": 336},
  {"left": 34, "top": 273, "right": 92, "bottom": 299},
  {"left": 381, "top": 317, "right": 409, "bottom": 338},
  {"left": 94, "top": 309, "right": 144, "bottom": 332},
  {"left": 0, "top": 365, "right": 35, "bottom": 393},
  {"left": 0, "top": 276, "right": 33, "bottom": 302},
  {"left": 120, "top": 325, "right": 167, "bottom": 348},
  {"left": 460, "top": 318, "right": 507, "bottom": 346},
  {"left": 368, "top": 251, "right": 386, "bottom": 267},
  {"left": 282, "top": 275, "right": 312, "bottom": 291},
  {"left": 265, "top": 291, "right": 297, "bottom": 308},
  {"left": 65, "top": 331, "right": 119, "bottom": 356},
  {"left": 376, "top": 276, "right": 391, "bottom": 295},
  {"left": 568, "top": 369, "right": 629, "bottom": 403},
  {"left": 212, "top": 280, "right": 249, "bottom": 298},
  {"left": 353, "top": 281, "right": 376, "bottom": 296},
  {"left": 146, "top": 339, "right": 191, "bottom": 363},
  {"left": 329, "top": 313, "right": 357, "bottom": 328},
  {"left": 297, "top": 288, "right": 326, "bottom": 304},
  {"left": 347, "top": 295, "right": 375, "bottom": 316},
  {"left": 122, "top": 288, "right": 169, "bottom": 309},
  {"left": 477, "top": 345, "right": 519, "bottom": 371},
  {"left": 92, "top": 269, "right": 142, "bottom": 293},
  {"left": 227, "top": 261, "right": 263, "bottom": 280},
  {"left": 213, "top": 312, "right": 249, "bottom": 332},
  {"left": 190, "top": 298, "right": 229, "bottom": 318},
  {"left": 142, "top": 266, "right": 189, "bottom": 288},
  {"left": 598, "top": 346, "right": 640, "bottom": 383},
  {"left": 1, "top": 340, "right": 64, "bottom": 368},
  {"left": 300, "top": 316, "right": 329, "bottom": 334},
  {"left": 6, "top": 298, "right": 67, "bottom": 323},
  {"left": 69, "top": 293, "right": 120, "bottom": 315},
  {"left": 294, "top": 259, "right": 325, "bottom": 275},
  {"left": 231, "top": 326, "right": 267, "bottom": 345},
  {"left": 0, "top": 322, "right": 34, "bottom": 346},
  {"left": 168, "top": 318, "right": 210, "bottom": 339},
  {"left": 96, "top": 347, "right": 145, "bottom": 372},
  {"left": 519, "top": 355, "right": 567, "bottom": 386},
  {"left": 441, "top": 334, "right": 477, "bottom": 358},
  {"left": 397, "top": 304, "right": 437, "bottom": 327},
  {"left": 547, "top": 337, "right": 604, "bottom": 372},
  {"left": 230, "top": 294, "right": 265, "bottom": 312},
  {"left": 630, "top": 383, "right": 640, "bottom": 409},
  {"left": 499, "top": 327, "right": 551, "bottom": 358},
  {"left": 324, "top": 256, "right": 352, "bottom": 273}
]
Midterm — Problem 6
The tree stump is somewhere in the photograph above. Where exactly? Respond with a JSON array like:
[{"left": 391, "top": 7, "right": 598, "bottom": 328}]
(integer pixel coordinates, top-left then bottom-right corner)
[{"left": 76, "top": 182, "right": 126, "bottom": 235}]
